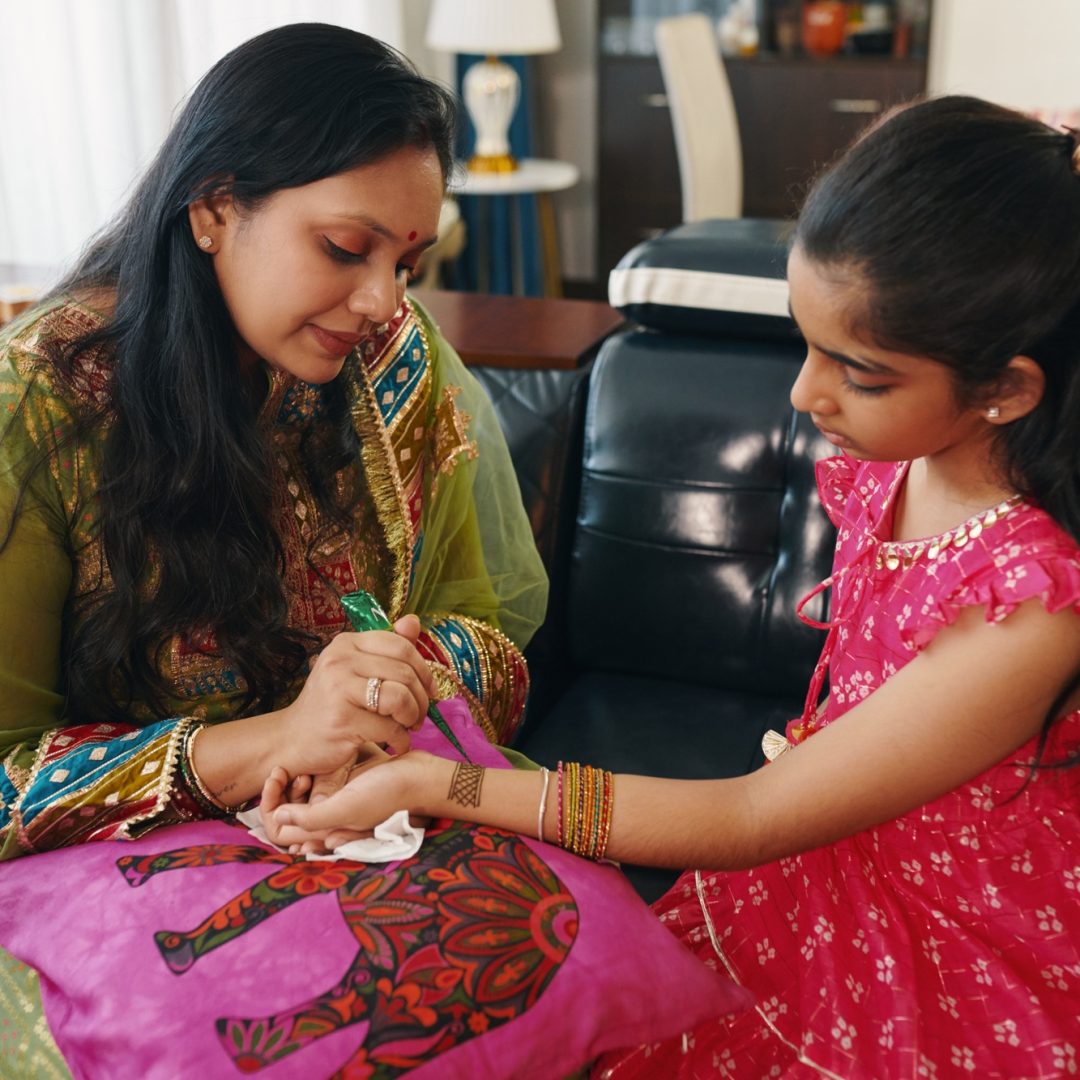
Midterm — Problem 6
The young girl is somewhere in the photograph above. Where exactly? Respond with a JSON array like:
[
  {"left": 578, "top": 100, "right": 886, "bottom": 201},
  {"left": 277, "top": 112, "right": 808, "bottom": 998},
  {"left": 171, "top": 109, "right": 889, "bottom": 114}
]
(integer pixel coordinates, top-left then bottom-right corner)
[{"left": 265, "top": 97, "right": 1080, "bottom": 1076}]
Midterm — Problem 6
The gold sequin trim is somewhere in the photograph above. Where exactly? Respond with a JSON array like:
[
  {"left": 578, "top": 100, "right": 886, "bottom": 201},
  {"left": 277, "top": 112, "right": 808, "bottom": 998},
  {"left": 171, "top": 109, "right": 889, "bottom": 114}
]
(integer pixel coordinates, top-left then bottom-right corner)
[{"left": 874, "top": 495, "right": 1024, "bottom": 571}]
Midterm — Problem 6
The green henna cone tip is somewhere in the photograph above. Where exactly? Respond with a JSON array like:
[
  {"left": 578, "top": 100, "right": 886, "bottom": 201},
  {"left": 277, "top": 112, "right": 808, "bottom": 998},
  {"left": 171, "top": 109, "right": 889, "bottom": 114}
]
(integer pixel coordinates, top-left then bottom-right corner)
[{"left": 340, "top": 590, "right": 472, "bottom": 762}]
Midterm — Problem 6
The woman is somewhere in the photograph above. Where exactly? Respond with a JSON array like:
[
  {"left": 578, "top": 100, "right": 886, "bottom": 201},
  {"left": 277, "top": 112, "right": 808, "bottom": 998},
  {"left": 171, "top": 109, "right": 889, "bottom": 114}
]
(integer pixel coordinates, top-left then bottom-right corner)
[
  {"left": 0, "top": 25, "right": 545, "bottom": 864},
  {"left": 0, "top": 24, "right": 547, "bottom": 1072}
]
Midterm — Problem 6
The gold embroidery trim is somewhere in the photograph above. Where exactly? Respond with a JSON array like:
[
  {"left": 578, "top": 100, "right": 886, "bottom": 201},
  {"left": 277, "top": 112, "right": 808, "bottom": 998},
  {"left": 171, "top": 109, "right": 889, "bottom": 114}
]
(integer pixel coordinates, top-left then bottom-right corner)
[
  {"left": 348, "top": 351, "right": 416, "bottom": 622},
  {"left": 431, "top": 385, "right": 479, "bottom": 499},
  {"left": 430, "top": 664, "right": 498, "bottom": 744},
  {"left": 454, "top": 614, "right": 529, "bottom": 706},
  {"left": 16, "top": 720, "right": 190, "bottom": 850},
  {"left": 367, "top": 306, "right": 416, "bottom": 385},
  {"left": 18, "top": 729, "right": 65, "bottom": 852},
  {"left": 2, "top": 750, "right": 30, "bottom": 797},
  {"left": 116, "top": 717, "right": 192, "bottom": 838}
]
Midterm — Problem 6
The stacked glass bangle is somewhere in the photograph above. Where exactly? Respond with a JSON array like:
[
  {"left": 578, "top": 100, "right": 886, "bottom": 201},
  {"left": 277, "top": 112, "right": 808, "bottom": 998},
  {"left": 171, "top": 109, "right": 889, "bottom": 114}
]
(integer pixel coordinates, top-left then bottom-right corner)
[
  {"left": 555, "top": 761, "right": 614, "bottom": 861},
  {"left": 177, "top": 721, "right": 234, "bottom": 817}
]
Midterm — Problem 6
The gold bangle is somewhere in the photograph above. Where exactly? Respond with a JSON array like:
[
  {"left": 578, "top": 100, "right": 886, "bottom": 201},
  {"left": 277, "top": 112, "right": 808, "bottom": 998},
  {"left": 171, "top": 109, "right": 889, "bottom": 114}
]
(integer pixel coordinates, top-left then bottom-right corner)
[
  {"left": 183, "top": 723, "right": 233, "bottom": 813},
  {"left": 555, "top": 761, "right": 615, "bottom": 861}
]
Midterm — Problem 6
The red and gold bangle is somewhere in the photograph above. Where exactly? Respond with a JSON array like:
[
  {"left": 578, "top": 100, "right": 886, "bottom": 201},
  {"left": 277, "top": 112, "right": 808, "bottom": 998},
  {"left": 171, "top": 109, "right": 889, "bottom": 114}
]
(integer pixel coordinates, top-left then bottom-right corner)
[
  {"left": 596, "top": 770, "right": 614, "bottom": 860},
  {"left": 566, "top": 762, "right": 578, "bottom": 853},
  {"left": 575, "top": 764, "right": 588, "bottom": 856},
  {"left": 555, "top": 762, "right": 615, "bottom": 860}
]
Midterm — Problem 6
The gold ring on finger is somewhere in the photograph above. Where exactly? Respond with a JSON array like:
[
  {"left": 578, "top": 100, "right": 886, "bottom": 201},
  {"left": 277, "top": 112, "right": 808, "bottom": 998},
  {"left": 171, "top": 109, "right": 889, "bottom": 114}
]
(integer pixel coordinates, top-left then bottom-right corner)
[{"left": 366, "top": 676, "right": 383, "bottom": 712}]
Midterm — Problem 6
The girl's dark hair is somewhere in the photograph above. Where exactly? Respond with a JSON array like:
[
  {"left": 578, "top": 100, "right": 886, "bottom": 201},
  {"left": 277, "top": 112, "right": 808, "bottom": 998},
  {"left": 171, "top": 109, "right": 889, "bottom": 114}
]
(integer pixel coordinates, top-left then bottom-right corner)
[
  {"left": 796, "top": 95, "right": 1080, "bottom": 767},
  {"left": 28, "top": 23, "right": 459, "bottom": 722},
  {"left": 796, "top": 95, "right": 1080, "bottom": 538}
]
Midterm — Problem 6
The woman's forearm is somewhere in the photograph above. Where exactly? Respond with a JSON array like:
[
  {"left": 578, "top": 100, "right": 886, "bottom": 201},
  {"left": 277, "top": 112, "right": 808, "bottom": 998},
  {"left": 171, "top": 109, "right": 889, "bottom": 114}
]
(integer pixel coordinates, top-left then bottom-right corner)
[{"left": 189, "top": 710, "right": 289, "bottom": 807}]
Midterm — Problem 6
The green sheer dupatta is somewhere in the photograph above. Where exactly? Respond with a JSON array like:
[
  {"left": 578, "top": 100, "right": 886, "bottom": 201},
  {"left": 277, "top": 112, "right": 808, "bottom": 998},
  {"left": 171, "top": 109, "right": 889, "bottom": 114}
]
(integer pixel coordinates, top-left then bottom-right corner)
[{"left": 404, "top": 301, "right": 548, "bottom": 652}]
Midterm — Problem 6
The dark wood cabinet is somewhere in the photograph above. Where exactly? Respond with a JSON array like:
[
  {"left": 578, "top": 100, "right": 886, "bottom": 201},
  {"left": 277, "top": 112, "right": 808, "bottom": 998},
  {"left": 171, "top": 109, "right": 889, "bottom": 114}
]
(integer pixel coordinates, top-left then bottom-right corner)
[
  {"left": 597, "top": 40, "right": 928, "bottom": 279},
  {"left": 726, "top": 55, "right": 927, "bottom": 217},
  {"left": 597, "top": 56, "right": 683, "bottom": 280}
]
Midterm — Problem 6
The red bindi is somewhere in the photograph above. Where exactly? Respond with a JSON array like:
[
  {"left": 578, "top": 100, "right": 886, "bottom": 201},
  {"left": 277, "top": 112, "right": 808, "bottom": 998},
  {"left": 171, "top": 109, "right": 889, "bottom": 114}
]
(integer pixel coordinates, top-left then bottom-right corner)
[{"left": 408, "top": 230, "right": 417, "bottom": 242}]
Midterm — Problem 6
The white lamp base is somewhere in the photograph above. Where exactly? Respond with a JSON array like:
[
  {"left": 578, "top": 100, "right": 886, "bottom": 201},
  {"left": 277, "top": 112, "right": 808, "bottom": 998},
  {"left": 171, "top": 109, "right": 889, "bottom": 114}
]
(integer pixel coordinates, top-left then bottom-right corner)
[{"left": 463, "top": 56, "right": 520, "bottom": 172}]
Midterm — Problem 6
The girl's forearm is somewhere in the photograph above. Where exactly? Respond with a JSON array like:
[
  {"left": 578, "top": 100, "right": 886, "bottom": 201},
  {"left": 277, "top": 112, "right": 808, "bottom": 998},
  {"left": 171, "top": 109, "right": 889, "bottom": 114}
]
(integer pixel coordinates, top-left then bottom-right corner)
[
  {"left": 414, "top": 755, "right": 544, "bottom": 837},
  {"left": 409, "top": 754, "right": 758, "bottom": 871}
]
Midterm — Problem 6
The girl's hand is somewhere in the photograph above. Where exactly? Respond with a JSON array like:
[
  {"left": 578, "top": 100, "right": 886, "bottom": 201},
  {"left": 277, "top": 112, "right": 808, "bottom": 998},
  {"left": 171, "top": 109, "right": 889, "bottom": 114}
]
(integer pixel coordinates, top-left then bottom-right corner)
[
  {"left": 303, "top": 739, "right": 393, "bottom": 808},
  {"left": 260, "top": 765, "right": 338, "bottom": 850},
  {"left": 275, "top": 616, "right": 437, "bottom": 778},
  {"left": 284, "top": 742, "right": 412, "bottom": 855},
  {"left": 264, "top": 751, "right": 436, "bottom": 851}
]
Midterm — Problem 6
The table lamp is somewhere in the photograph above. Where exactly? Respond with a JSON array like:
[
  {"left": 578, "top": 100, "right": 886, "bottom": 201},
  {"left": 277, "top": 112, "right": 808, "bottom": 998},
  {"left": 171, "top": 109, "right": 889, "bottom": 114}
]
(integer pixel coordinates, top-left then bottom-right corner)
[{"left": 426, "top": 0, "right": 561, "bottom": 173}]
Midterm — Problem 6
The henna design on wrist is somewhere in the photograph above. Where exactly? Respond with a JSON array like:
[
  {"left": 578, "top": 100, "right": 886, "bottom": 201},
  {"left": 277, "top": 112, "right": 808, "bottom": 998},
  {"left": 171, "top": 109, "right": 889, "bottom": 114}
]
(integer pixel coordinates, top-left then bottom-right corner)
[{"left": 448, "top": 761, "right": 484, "bottom": 808}]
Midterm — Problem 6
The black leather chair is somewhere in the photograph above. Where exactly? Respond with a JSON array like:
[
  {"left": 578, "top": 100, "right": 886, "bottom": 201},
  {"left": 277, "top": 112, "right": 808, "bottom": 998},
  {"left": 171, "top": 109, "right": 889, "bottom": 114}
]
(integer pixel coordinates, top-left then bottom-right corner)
[{"left": 480, "top": 220, "right": 837, "bottom": 901}]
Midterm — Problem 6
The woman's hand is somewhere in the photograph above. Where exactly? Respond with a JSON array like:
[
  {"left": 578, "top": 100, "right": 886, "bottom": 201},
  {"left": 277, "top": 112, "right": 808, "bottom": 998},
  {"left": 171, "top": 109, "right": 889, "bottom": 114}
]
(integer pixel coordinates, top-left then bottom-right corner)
[
  {"left": 185, "top": 616, "right": 438, "bottom": 809},
  {"left": 274, "top": 615, "right": 436, "bottom": 778},
  {"left": 261, "top": 750, "right": 437, "bottom": 851}
]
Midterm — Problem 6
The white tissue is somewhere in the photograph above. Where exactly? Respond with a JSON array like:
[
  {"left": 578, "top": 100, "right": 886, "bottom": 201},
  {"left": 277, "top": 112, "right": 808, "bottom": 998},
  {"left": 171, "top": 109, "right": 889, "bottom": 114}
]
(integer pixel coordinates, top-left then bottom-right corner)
[{"left": 235, "top": 806, "right": 424, "bottom": 863}]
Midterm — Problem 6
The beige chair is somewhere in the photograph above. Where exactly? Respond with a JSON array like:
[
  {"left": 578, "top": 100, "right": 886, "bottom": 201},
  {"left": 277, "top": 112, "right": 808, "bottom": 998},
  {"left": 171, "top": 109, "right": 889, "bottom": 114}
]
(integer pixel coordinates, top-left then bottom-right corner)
[{"left": 655, "top": 13, "right": 743, "bottom": 222}]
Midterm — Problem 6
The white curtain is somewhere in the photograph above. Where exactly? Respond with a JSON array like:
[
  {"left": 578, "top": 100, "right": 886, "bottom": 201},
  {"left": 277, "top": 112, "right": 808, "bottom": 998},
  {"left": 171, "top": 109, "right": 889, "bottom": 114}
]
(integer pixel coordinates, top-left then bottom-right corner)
[{"left": 0, "top": 0, "right": 407, "bottom": 277}]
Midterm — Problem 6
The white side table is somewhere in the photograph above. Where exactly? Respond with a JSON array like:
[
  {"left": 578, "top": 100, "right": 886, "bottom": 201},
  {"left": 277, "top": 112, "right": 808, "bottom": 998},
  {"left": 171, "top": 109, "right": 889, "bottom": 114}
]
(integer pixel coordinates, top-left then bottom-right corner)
[{"left": 450, "top": 158, "right": 580, "bottom": 296}]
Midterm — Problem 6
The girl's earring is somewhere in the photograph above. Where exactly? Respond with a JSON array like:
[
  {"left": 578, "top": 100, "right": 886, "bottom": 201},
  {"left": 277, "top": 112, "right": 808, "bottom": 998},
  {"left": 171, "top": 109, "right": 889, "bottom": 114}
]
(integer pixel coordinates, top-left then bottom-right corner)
[
  {"left": 986, "top": 406, "right": 1001, "bottom": 419},
  {"left": 197, "top": 235, "right": 214, "bottom": 251}
]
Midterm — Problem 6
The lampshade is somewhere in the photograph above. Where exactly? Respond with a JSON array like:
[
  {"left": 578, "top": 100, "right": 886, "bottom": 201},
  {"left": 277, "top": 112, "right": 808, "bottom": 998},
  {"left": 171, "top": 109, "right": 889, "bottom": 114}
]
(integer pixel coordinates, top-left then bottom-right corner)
[{"left": 426, "top": 0, "right": 561, "bottom": 56}]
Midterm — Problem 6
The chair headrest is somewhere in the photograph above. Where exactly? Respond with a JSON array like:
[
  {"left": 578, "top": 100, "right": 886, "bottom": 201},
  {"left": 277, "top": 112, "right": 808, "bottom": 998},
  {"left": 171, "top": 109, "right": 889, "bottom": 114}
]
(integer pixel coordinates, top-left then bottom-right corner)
[{"left": 608, "top": 218, "right": 795, "bottom": 340}]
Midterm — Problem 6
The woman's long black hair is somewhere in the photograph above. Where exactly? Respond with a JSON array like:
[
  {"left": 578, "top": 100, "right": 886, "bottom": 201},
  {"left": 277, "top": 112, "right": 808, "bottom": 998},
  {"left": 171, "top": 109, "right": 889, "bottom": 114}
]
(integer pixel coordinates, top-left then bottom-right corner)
[
  {"left": 795, "top": 95, "right": 1080, "bottom": 766},
  {"left": 19, "top": 23, "right": 458, "bottom": 722}
]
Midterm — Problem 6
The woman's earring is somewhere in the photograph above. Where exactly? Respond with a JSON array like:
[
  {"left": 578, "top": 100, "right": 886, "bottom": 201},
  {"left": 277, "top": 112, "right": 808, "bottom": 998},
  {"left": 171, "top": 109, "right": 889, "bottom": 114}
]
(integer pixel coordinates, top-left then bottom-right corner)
[
  {"left": 986, "top": 406, "right": 1001, "bottom": 419},
  {"left": 197, "top": 235, "right": 214, "bottom": 250}
]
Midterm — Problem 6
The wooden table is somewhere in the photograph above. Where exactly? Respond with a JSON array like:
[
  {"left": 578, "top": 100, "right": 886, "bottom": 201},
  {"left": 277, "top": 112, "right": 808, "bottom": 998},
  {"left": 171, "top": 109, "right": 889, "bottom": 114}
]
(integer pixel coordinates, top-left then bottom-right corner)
[{"left": 412, "top": 289, "right": 623, "bottom": 370}]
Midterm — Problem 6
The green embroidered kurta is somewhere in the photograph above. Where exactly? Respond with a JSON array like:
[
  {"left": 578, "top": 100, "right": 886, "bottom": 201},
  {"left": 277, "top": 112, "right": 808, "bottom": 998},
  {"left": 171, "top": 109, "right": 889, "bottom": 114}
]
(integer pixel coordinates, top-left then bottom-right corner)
[{"left": 0, "top": 294, "right": 548, "bottom": 862}]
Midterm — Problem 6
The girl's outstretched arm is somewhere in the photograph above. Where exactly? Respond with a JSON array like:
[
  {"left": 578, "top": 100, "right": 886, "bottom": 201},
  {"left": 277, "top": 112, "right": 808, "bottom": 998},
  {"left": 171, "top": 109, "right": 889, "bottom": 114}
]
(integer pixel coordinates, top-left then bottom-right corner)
[{"left": 266, "top": 597, "right": 1080, "bottom": 870}]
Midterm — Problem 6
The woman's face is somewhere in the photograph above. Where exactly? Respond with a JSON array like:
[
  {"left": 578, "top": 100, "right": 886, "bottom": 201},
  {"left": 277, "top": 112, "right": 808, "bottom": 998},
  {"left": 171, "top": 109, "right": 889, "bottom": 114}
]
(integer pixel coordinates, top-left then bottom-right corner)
[{"left": 193, "top": 145, "right": 443, "bottom": 384}]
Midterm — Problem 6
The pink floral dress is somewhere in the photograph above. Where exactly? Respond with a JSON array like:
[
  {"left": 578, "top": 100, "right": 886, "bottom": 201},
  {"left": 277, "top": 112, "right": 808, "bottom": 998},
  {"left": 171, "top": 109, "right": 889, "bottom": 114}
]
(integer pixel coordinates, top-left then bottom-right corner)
[{"left": 596, "top": 457, "right": 1080, "bottom": 1080}]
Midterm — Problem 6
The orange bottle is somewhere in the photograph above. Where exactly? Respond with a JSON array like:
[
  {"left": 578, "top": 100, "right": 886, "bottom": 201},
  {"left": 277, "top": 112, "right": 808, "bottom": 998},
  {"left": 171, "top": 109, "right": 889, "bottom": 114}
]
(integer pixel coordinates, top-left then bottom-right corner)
[{"left": 802, "top": 0, "right": 847, "bottom": 56}]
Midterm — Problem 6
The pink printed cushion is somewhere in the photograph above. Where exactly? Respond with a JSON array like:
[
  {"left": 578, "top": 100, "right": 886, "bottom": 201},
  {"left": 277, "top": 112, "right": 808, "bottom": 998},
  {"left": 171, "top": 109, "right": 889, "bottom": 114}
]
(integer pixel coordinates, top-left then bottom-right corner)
[{"left": 0, "top": 699, "right": 750, "bottom": 1078}]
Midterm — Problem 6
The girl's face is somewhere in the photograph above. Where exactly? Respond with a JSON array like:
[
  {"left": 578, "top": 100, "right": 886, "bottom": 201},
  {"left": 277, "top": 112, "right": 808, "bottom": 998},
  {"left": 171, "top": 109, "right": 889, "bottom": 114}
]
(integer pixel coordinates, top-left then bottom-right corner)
[
  {"left": 786, "top": 246, "right": 989, "bottom": 463},
  {"left": 200, "top": 145, "right": 443, "bottom": 384}
]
